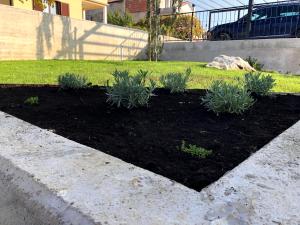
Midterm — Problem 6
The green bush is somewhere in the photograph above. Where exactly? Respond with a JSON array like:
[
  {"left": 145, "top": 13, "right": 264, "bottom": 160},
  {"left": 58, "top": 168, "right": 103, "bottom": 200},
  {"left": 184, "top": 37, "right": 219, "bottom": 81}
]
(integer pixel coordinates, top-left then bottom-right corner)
[
  {"left": 179, "top": 141, "right": 212, "bottom": 158},
  {"left": 106, "top": 70, "right": 156, "bottom": 109},
  {"left": 134, "top": 18, "right": 147, "bottom": 31},
  {"left": 108, "top": 11, "right": 134, "bottom": 28},
  {"left": 24, "top": 96, "right": 39, "bottom": 106},
  {"left": 58, "top": 73, "right": 90, "bottom": 90},
  {"left": 202, "top": 80, "right": 255, "bottom": 115},
  {"left": 161, "top": 15, "right": 204, "bottom": 40},
  {"left": 245, "top": 56, "right": 264, "bottom": 71},
  {"left": 160, "top": 68, "right": 191, "bottom": 93},
  {"left": 244, "top": 72, "right": 276, "bottom": 96}
]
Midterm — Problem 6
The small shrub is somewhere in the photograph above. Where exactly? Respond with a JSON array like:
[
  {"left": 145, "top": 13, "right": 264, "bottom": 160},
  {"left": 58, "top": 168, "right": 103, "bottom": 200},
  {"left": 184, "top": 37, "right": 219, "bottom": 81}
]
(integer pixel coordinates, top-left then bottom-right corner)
[
  {"left": 244, "top": 72, "right": 276, "bottom": 96},
  {"left": 58, "top": 73, "right": 90, "bottom": 89},
  {"left": 108, "top": 11, "right": 134, "bottom": 28},
  {"left": 160, "top": 68, "right": 191, "bottom": 93},
  {"left": 245, "top": 56, "right": 264, "bottom": 71},
  {"left": 106, "top": 70, "right": 156, "bottom": 109},
  {"left": 179, "top": 141, "right": 212, "bottom": 158},
  {"left": 24, "top": 96, "right": 39, "bottom": 106},
  {"left": 161, "top": 15, "right": 204, "bottom": 40},
  {"left": 202, "top": 80, "right": 255, "bottom": 115}
]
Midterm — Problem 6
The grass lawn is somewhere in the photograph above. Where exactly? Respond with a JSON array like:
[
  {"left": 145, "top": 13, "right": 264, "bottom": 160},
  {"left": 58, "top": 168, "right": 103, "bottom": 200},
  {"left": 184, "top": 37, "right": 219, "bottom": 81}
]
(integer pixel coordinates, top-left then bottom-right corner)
[{"left": 0, "top": 60, "right": 299, "bottom": 93}]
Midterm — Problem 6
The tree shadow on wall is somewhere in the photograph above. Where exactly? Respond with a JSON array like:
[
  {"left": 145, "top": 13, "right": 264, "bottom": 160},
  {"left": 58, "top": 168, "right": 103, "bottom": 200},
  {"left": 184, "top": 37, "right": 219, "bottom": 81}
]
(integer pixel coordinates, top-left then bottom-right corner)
[
  {"left": 55, "top": 22, "right": 103, "bottom": 60},
  {"left": 36, "top": 12, "right": 147, "bottom": 60},
  {"left": 36, "top": 13, "right": 54, "bottom": 59},
  {"left": 36, "top": 13, "right": 78, "bottom": 59},
  {"left": 58, "top": 15, "right": 79, "bottom": 59},
  {"left": 54, "top": 21, "right": 147, "bottom": 60}
]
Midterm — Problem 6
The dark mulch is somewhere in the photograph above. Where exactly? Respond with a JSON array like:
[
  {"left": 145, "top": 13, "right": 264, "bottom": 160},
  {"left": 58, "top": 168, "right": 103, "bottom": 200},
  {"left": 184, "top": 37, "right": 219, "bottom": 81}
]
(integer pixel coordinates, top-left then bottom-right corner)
[{"left": 0, "top": 85, "right": 299, "bottom": 191}]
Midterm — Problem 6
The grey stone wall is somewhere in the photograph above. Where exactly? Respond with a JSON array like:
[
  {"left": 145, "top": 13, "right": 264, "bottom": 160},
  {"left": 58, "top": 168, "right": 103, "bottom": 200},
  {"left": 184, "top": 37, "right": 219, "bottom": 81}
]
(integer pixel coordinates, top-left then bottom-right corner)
[{"left": 161, "top": 39, "right": 300, "bottom": 75}]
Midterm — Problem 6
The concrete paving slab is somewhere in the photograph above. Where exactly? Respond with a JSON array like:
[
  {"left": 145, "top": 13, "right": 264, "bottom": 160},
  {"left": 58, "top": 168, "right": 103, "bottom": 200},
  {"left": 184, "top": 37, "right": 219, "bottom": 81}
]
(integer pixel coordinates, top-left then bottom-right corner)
[{"left": 0, "top": 111, "right": 299, "bottom": 225}]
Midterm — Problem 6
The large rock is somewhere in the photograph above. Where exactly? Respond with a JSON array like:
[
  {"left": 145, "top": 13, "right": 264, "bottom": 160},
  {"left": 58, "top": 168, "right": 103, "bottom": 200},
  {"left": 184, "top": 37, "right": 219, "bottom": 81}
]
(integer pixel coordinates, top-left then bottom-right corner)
[{"left": 207, "top": 55, "right": 256, "bottom": 71}]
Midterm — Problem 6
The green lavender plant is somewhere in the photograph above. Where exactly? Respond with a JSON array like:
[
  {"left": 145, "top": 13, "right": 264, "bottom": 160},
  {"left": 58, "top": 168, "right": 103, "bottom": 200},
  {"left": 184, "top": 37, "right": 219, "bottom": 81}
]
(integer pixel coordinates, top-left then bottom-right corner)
[
  {"left": 202, "top": 80, "right": 255, "bottom": 115},
  {"left": 160, "top": 68, "right": 191, "bottom": 93},
  {"left": 106, "top": 70, "right": 156, "bottom": 109},
  {"left": 58, "top": 73, "right": 90, "bottom": 89},
  {"left": 244, "top": 72, "right": 275, "bottom": 96}
]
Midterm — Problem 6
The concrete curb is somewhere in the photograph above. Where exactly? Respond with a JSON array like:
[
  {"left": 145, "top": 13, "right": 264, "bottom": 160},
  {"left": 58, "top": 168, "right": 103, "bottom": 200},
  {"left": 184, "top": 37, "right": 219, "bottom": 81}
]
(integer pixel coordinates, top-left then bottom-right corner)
[{"left": 0, "top": 111, "right": 299, "bottom": 225}]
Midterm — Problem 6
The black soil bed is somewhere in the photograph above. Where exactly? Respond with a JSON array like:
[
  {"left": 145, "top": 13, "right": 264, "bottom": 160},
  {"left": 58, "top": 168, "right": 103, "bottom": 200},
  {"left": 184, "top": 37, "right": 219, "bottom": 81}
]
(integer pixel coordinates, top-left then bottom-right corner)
[{"left": 0, "top": 85, "right": 299, "bottom": 191}]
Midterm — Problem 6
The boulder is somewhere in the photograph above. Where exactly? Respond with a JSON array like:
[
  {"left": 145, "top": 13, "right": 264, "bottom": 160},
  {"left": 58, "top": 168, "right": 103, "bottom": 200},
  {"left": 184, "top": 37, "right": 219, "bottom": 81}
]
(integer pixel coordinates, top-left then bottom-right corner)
[{"left": 206, "top": 55, "right": 256, "bottom": 71}]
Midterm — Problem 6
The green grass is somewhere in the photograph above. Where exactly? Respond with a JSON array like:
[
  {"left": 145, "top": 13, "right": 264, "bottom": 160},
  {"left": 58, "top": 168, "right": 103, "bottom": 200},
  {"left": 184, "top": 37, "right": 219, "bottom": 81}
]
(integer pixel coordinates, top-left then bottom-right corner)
[{"left": 0, "top": 60, "right": 299, "bottom": 93}]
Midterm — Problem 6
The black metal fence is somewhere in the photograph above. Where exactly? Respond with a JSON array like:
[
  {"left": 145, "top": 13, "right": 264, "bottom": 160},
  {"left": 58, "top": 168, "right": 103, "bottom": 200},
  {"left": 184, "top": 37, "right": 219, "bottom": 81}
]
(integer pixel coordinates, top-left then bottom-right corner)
[{"left": 162, "top": 0, "right": 300, "bottom": 41}]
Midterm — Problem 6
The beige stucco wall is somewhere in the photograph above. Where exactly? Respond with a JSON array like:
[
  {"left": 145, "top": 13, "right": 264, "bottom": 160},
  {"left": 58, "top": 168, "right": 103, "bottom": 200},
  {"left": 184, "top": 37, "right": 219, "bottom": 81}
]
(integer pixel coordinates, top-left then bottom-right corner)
[
  {"left": 0, "top": 4, "right": 148, "bottom": 60},
  {"left": 13, "top": 0, "right": 33, "bottom": 10},
  {"left": 62, "top": 0, "right": 82, "bottom": 19},
  {"left": 12, "top": 0, "right": 82, "bottom": 19},
  {"left": 161, "top": 39, "right": 300, "bottom": 75},
  {"left": 10, "top": 0, "right": 107, "bottom": 20}
]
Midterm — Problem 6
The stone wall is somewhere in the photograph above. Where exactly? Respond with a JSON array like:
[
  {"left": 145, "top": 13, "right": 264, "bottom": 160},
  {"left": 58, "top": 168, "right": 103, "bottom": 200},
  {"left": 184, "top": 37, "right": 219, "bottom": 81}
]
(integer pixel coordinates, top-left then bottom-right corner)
[
  {"left": 0, "top": 4, "right": 148, "bottom": 60},
  {"left": 161, "top": 39, "right": 300, "bottom": 75}
]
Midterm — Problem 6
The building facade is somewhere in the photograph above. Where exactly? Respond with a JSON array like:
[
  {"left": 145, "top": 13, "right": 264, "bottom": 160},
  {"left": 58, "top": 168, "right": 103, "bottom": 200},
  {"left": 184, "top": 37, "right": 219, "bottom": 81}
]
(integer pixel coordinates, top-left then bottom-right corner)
[
  {"left": 0, "top": 0, "right": 108, "bottom": 23},
  {"left": 108, "top": 0, "right": 194, "bottom": 21}
]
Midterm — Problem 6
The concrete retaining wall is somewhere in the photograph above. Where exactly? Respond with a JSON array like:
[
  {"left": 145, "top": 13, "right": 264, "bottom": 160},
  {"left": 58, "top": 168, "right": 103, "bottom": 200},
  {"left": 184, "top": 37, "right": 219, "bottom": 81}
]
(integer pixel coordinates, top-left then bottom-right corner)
[
  {"left": 0, "top": 110, "right": 299, "bottom": 224},
  {"left": 161, "top": 39, "right": 300, "bottom": 74},
  {"left": 0, "top": 4, "right": 148, "bottom": 60}
]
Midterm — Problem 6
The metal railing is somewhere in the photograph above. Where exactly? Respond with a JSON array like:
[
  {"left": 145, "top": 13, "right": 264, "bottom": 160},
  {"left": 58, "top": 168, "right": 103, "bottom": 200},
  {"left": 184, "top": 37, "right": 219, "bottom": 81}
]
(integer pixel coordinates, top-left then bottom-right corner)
[{"left": 161, "top": 0, "right": 300, "bottom": 41}]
